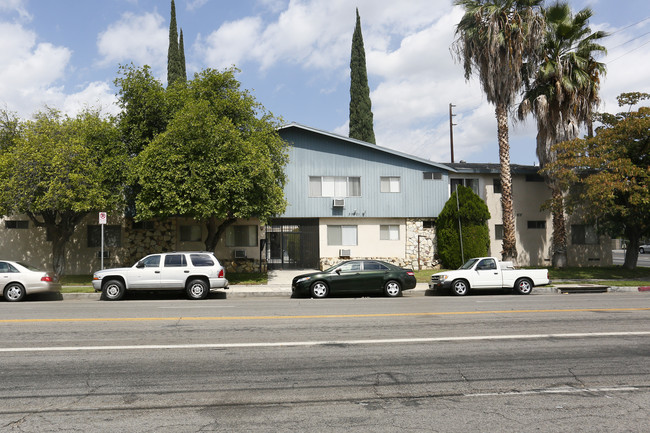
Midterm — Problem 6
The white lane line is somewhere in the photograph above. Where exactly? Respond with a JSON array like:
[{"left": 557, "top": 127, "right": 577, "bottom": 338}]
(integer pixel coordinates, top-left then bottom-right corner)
[
  {"left": 466, "top": 386, "right": 641, "bottom": 397},
  {"left": 1, "top": 331, "right": 649, "bottom": 353}
]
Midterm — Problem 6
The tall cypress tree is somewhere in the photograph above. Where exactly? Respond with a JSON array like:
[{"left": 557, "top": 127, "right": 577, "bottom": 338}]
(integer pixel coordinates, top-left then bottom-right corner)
[
  {"left": 179, "top": 29, "right": 187, "bottom": 82},
  {"left": 349, "top": 8, "right": 376, "bottom": 144},
  {"left": 167, "top": 0, "right": 183, "bottom": 86}
]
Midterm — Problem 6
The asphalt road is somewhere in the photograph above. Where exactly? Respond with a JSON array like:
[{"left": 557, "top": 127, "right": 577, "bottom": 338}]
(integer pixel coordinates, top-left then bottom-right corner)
[
  {"left": 613, "top": 249, "right": 650, "bottom": 267},
  {"left": 1, "top": 293, "right": 649, "bottom": 432}
]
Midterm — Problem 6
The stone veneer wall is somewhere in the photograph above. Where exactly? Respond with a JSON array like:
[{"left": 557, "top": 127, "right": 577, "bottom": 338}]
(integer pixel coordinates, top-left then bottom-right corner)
[
  {"left": 319, "top": 218, "right": 439, "bottom": 270},
  {"left": 123, "top": 218, "right": 177, "bottom": 266}
]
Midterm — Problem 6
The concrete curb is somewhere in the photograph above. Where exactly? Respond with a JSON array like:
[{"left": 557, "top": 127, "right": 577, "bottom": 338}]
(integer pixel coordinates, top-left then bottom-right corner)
[{"left": 59, "top": 283, "right": 646, "bottom": 300}]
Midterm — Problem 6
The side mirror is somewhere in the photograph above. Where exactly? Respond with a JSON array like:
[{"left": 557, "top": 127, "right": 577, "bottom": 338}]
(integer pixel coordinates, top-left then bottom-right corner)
[
  {"left": 336, "top": 269, "right": 341, "bottom": 275},
  {"left": 135, "top": 261, "right": 144, "bottom": 268}
]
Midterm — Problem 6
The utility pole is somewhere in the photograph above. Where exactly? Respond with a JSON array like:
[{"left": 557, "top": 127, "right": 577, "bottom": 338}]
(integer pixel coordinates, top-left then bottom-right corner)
[{"left": 449, "top": 103, "right": 456, "bottom": 163}]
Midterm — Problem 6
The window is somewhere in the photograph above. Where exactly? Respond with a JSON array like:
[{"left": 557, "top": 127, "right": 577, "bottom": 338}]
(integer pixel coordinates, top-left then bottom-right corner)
[
  {"left": 190, "top": 254, "right": 215, "bottom": 267},
  {"left": 180, "top": 225, "right": 202, "bottom": 242},
  {"left": 140, "top": 255, "right": 160, "bottom": 268},
  {"left": 0, "top": 262, "right": 18, "bottom": 273},
  {"left": 380, "top": 225, "right": 400, "bottom": 240},
  {"left": 423, "top": 220, "right": 436, "bottom": 229},
  {"left": 423, "top": 172, "right": 442, "bottom": 180},
  {"left": 451, "top": 178, "right": 479, "bottom": 195},
  {"left": 225, "top": 225, "right": 258, "bottom": 247},
  {"left": 493, "top": 179, "right": 502, "bottom": 194},
  {"left": 527, "top": 221, "right": 546, "bottom": 229},
  {"left": 364, "top": 261, "right": 389, "bottom": 270},
  {"left": 380, "top": 177, "right": 400, "bottom": 193},
  {"left": 495, "top": 224, "right": 504, "bottom": 240},
  {"left": 87, "top": 225, "right": 122, "bottom": 247},
  {"left": 164, "top": 254, "right": 187, "bottom": 267},
  {"left": 327, "top": 225, "right": 357, "bottom": 246},
  {"left": 477, "top": 258, "right": 497, "bottom": 270},
  {"left": 5, "top": 220, "right": 28, "bottom": 229},
  {"left": 309, "top": 176, "right": 361, "bottom": 197},
  {"left": 572, "top": 225, "right": 599, "bottom": 245}
]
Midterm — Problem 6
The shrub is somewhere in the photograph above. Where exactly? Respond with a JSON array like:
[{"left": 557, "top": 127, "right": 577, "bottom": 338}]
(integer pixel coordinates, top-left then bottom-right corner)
[{"left": 437, "top": 185, "right": 491, "bottom": 269}]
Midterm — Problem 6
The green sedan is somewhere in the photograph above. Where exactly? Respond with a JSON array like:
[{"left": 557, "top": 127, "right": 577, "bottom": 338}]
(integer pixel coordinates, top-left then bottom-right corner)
[{"left": 291, "top": 260, "right": 417, "bottom": 299}]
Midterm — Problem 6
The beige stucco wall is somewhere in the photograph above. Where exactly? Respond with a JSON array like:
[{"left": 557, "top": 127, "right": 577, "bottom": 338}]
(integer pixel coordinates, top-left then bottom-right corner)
[{"left": 319, "top": 217, "right": 406, "bottom": 259}]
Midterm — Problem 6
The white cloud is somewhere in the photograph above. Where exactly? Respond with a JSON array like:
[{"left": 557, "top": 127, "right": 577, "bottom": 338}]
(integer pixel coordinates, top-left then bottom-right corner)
[
  {"left": 96, "top": 11, "right": 168, "bottom": 73},
  {"left": 0, "top": 0, "right": 31, "bottom": 21},
  {"left": 0, "top": 22, "right": 71, "bottom": 116},
  {"left": 60, "top": 81, "right": 119, "bottom": 118}
]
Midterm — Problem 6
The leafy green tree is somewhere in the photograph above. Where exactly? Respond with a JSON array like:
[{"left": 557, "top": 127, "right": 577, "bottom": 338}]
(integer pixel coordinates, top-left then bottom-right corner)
[
  {"left": 452, "top": 0, "right": 545, "bottom": 262},
  {"left": 167, "top": 0, "right": 184, "bottom": 86},
  {"left": 544, "top": 100, "right": 650, "bottom": 269},
  {"left": 518, "top": 2, "right": 607, "bottom": 268},
  {"left": 0, "top": 108, "right": 126, "bottom": 275},
  {"left": 437, "top": 185, "right": 491, "bottom": 269},
  {"left": 349, "top": 8, "right": 376, "bottom": 144},
  {"left": 134, "top": 68, "right": 289, "bottom": 251}
]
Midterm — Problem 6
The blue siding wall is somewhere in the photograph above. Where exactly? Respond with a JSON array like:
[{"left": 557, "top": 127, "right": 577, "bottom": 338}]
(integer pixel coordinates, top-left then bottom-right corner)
[{"left": 278, "top": 127, "right": 449, "bottom": 218}]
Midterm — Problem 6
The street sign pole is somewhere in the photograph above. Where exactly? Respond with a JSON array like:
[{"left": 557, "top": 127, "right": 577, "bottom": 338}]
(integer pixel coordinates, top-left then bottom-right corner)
[{"left": 99, "top": 212, "right": 107, "bottom": 270}]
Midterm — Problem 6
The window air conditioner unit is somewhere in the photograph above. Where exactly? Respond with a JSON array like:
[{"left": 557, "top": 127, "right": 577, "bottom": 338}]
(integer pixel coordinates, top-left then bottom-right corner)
[
  {"left": 339, "top": 249, "right": 351, "bottom": 258},
  {"left": 234, "top": 250, "right": 247, "bottom": 259},
  {"left": 333, "top": 198, "right": 345, "bottom": 208}
]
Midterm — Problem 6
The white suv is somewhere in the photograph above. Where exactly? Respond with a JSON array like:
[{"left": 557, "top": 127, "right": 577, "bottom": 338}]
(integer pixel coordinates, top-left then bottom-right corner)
[{"left": 92, "top": 252, "right": 229, "bottom": 300}]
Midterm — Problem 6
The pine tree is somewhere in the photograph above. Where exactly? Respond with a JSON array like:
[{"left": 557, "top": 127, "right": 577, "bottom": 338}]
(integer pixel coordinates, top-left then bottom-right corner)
[
  {"left": 179, "top": 29, "right": 187, "bottom": 82},
  {"left": 167, "top": 0, "right": 183, "bottom": 86},
  {"left": 349, "top": 8, "right": 376, "bottom": 144}
]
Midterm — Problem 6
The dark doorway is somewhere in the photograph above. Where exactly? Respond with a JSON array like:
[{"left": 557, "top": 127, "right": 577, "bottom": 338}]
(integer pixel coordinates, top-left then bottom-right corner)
[{"left": 266, "top": 219, "right": 319, "bottom": 269}]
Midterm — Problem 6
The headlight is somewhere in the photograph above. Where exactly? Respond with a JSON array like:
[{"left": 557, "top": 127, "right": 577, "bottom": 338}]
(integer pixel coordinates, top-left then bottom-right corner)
[
  {"left": 439, "top": 275, "right": 449, "bottom": 281},
  {"left": 92, "top": 274, "right": 102, "bottom": 281},
  {"left": 296, "top": 276, "right": 311, "bottom": 283}
]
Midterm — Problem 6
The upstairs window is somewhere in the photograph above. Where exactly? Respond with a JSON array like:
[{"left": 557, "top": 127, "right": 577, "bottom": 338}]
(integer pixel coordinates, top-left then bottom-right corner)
[
  {"left": 5, "top": 220, "right": 29, "bottom": 229},
  {"left": 309, "top": 176, "right": 361, "bottom": 197},
  {"left": 451, "top": 178, "right": 479, "bottom": 195},
  {"left": 423, "top": 172, "right": 442, "bottom": 180},
  {"left": 527, "top": 221, "right": 546, "bottom": 229},
  {"left": 380, "top": 176, "right": 401, "bottom": 193}
]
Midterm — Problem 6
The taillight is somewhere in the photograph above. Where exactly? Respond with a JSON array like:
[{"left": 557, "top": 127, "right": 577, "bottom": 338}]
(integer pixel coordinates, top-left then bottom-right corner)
[
  {"left": 41, "top": 275, "right": 53, "bottom": 282},
  {"left": 218, "top": 269, "right": 224, "bottom": 278},
  {"left": 407, "top": 271, "right": 414, "bottom": 276}
]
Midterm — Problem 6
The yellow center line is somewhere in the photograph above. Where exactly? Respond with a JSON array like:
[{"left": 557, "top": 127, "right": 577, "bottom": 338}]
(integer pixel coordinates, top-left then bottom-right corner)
[{"left": 1, "top": 307, "right": 649, "bottom": 324}]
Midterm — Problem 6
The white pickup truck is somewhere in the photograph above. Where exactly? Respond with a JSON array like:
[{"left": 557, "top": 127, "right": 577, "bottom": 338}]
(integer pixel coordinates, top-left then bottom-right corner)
[{"left": 429, "top": 257, "right": 549, "bottom": 296}]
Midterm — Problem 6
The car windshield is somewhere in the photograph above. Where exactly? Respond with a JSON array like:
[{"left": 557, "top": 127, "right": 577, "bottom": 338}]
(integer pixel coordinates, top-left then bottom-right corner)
[{"left": 459, "top": 258, "right": 479, "bottom": 270}]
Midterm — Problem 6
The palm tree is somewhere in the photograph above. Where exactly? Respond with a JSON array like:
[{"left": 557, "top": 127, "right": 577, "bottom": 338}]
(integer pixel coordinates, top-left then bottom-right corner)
[
  {"left": 452, "top": 0, "right": 545, "bottom": 262},
  {"left": 518, "top": 2, "right": 607, "bottom": 267}
]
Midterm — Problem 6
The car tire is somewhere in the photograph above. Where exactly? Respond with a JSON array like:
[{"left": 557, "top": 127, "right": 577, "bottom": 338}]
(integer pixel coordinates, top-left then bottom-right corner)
[
  {"left": 3, "top": 283, "right": 26, "bottom": 302},
  {"left": 310, "top": 281, "right": 329, "bottom": 299},
  {"left": 102, "top": 279, "right": 125, "bottom": 301},
  {"left": 514, "top": 278, "right": 533, "bottom": 295},
  {"left": 451, "top": 279, "right": 469, "bottom": 296},
  {"left": 186, "top": 279, "right": 209, "bottom": 300},
  {"left": 384, "top": 280, "right": 402, "bottom": 297},
  {"left": 640, "top": 247, "right": 646, "bottom": 254}
]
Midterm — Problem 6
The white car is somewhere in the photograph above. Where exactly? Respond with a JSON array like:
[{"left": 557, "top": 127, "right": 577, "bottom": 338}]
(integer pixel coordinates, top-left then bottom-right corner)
[
  {"left": 1, "top": 260, "right": 62, "bottom": 302},
  {"left": 640, "top": 244, "right": 650, "bottom": 254},
  {"left": 92, "top": 251, "right": 229, "bottom": 300}
]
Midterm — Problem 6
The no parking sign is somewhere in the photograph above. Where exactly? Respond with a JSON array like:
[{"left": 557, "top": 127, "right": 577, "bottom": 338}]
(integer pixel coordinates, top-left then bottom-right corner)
[{"left": 99, "top": 212, "right": 107, "bottom": 224}]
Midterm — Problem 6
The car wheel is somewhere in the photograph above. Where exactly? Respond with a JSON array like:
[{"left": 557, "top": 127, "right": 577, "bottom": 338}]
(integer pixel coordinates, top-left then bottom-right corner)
[
  {"left": 451, "top": 279, "right": 469, "bottom": 296},
  {"left": 515, "top": 278, "right": 533, "bottom": 295},
  {"left": 102, "top": 279, "right": 125, "bottom": 301},
  {"left": 640, "top": 247, "right": 646, "bottom": 254},
  {"left": 384, "top": 280, "right": 402, "bottom": 297},
  {"left": 3, "top": 283, "right": 26, "bottom": 302},
  {"left": 310, "top": 281, "right": 329, "bottom": 298},
  {"left": 186, "top": 279, "right": 209, "bottom": 300}
]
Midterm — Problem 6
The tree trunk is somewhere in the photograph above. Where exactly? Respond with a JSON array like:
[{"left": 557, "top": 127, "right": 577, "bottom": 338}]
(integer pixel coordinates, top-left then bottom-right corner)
[
  {"left": 496, "top": 104, "right": 518, "bottom": 262},
  {"left": 550, "top": 187, "right": 567, "bottom": 268},
  {"left": 623, "top": 235, "right": 639, "bottom": 270},
  {"left": 28, "top": 211, "right": 86, "bottom": 276},
  {"left": 204, "top": 216, "right": 237, "bottom": 252}
]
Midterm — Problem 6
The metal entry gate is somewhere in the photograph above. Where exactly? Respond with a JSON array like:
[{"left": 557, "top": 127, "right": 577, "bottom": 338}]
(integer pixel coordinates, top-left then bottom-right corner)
[{"left": 266, "top": 219, "right": 319, "bottom": 269}]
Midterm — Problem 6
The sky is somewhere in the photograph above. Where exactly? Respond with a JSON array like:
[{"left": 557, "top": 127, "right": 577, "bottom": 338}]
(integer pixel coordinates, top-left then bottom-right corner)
[{"left": 1, "top": 0, "right": 649, "bottom": 166}]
